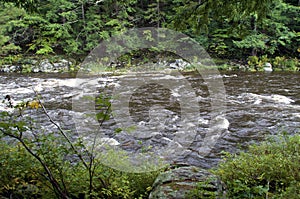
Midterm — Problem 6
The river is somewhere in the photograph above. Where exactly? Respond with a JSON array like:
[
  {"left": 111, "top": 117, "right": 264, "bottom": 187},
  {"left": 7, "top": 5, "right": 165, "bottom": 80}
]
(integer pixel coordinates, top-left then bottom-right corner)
[{"left": 0, "top": 71, "right": 299, "bottom": 170}]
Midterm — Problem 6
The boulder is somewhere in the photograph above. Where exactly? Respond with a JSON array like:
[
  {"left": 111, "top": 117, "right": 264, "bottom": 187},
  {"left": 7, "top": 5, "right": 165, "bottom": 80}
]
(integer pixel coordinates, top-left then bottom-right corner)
[
  {"left": 39, "top": 59, "right": 54, "bottom": 72},
  {"left": 0, "top": 65, "right": 22, "bottom": 72},
  {"left": 32, "top": 59, "right": 72, "bottom": 73},
  {"left": 149, "top": 166, "right": 225, "bottom": 199},
  {"left": 168, "top": 59, "right": 189, "bottom": 70},
  {"left": 0, "top": 58, "right": 72, "bottom": 73},
  {"left": 0, "top": 65, "right": 11, "bottom": 73},
  {"left": 31, "top": 59, "right": 53, "bottom": 72},
  {"left": 53, "top": 59, "right": 72, "bottom": 71}
]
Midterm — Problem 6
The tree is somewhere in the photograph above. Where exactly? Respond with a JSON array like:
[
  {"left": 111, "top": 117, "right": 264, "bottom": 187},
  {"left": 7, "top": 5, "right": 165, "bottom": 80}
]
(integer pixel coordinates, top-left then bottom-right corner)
[
  {"left": 231, "top": 0, "right": 300, "bottom": 57},
  {"left": 0, "top": 0, "right": 298, "bottom": 60},
  {"left": 0, "top": 3, "right": 25, "bottom": 56},
  {"left": 0, "top": 0, "right": 39, "bottom": 11},
  {"left": 171, "top": 0, "right": 276, "bottom": 33}
]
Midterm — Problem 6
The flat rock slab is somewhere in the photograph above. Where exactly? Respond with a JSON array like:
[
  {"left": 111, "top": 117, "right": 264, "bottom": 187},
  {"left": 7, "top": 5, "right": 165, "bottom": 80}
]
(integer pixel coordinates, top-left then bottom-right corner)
[{"left": 149, "top": 166, "right": 225, "bottom": 199}]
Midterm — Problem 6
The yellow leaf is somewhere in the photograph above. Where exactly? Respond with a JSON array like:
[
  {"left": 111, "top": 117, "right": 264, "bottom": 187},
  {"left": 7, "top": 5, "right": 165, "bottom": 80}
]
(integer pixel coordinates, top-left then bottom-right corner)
[{"left": 27, "top": 101, "right": 41, "bottom": 109}]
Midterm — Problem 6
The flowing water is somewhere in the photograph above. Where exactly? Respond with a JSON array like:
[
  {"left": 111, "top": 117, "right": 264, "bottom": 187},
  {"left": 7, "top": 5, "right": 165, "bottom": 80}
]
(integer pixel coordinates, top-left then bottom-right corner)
[{"left": 0, "top": 71, "right": 299, "bottom": 169}]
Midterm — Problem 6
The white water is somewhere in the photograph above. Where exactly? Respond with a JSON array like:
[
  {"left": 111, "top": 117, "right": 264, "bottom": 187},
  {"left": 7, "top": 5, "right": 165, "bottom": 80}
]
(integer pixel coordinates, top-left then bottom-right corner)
[{"left": 0, "top": 72, "right": 299, "bottom": 168}]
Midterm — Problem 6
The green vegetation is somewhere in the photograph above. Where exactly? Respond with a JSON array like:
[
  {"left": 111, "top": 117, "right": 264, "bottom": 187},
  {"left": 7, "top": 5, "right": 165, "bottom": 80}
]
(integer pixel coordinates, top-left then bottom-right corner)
[
  {"left": 0, "top": 97, "right": 161, "bottom": 198},
  {"left": 212, "top": 133, "right": 300, "bottom": 199},
  {"left": 0, "top": 137, "right": 159, "bottom": 198},
  {"left": 0, "top": 0, "right": 298, "bottom": 70}
]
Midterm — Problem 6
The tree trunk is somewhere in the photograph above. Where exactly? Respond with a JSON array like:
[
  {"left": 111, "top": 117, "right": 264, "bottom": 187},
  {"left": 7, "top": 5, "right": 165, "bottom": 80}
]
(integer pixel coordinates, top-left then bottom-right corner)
[
  {"left": 251, "top": 14, "right": 257, "bottom": 56},
  {"left": 81, "top": 2, "right": 85, "bottom": 24},
  {"left": 157, "top": 0, "right": 160, "bottom": 28}
]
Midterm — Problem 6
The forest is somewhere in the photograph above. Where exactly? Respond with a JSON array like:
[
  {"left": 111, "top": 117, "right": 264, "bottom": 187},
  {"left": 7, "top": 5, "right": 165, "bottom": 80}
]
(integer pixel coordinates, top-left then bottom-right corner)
[{"left": 0, "top": 0, "right": 299, "bottom": 70}]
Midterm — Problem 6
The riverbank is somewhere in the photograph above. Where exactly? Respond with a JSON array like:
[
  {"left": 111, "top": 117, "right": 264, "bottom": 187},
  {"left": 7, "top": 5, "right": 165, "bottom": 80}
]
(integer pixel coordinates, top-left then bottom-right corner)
[{"left": 0, "top": 55, "right": 299, "bottom": 73}]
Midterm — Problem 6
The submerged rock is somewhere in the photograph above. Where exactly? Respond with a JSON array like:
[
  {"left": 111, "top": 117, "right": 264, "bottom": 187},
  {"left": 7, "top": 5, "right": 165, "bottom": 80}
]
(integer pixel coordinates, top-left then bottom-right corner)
[{"left": 149, "top": 166, "right": 225, "bottom": 199}]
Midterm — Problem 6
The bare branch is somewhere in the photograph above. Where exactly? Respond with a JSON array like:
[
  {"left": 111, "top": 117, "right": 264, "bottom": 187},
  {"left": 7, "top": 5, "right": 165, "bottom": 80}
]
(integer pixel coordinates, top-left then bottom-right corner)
[{"left": 34, "top": 90, "right": 90, "bottom": 170}]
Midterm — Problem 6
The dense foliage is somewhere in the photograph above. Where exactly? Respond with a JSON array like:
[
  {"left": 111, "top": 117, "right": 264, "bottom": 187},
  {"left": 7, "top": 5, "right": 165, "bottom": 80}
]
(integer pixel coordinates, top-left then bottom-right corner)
[
  {"left": 0, "top": 137, "right": 159, "bottom": 198},
  {"left": 213, "top": 134, "right": 300, "bottom": 198},
  {"left": 0, "top": 0, "right": 299, "bottom": 65}
]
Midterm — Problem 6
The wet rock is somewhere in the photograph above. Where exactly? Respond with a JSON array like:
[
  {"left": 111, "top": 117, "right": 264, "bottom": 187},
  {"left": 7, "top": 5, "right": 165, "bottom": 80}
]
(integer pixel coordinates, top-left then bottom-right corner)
[
  {"left": 110, "top": 61, "right": 125, "bottom": 69},
  {"left": 0, "top": 65, "right": 10, "bottom": 73},
  {"left": 1, "top": 58, "right": 73, "bottom": 73},
  {"left": 39, "top": 59, "right": 54, "bottom": 72},
  {"left": 31, "top": 59, "right": 53, "bottom": 72},
  {"left": 10, "top": 65, "right": 22, "bottom": 72},
  {"left": 149, "top": 166, "right": 225, "bottom": 199},
  {"left": 0, "top": 65, "right": 22, "bottom": 72},
  {"left": 53, "top": 59, "right": 72, "bottom": 71},
  {"left": 168, "top": 59, "right": 189, "bottom": 70},
  {"left": 32, "top": 67, "right": 40, "bottom": 73},
  {"left": 264, "top": 62, "right": 273, "bottom": 72}
]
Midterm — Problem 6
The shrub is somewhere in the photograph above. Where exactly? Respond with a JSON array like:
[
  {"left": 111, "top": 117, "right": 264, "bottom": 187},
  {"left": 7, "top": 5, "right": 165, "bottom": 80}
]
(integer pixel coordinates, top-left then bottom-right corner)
[
  {"left": 272, "top": 56, "right": 286, "bottom": 70},
  {"left": 247, "top": 56, "right": 259, "bottom": 70},
  {"left": 0, "top": 97, "right": 161, "bottom": 198},
  {"left": 213, "top": 133, "right": 300, "bottom": 199},
  {"left": 0, "top": 132, "right": 160, "bottom": 199},
  {"left": 284, "top": 58, "right": 299, "bottom": 71},
  {"left": 272, "top": 57, "right": 299, "bottom": 71},
  {"left": 0, "top": 140, "right": 46, "bottom": 198}
]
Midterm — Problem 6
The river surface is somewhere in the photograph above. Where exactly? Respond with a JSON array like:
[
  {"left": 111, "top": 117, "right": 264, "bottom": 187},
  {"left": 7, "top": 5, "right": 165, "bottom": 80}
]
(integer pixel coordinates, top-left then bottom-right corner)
[{"left": 0, "top": 71, "right": 299, "bottom": 170}]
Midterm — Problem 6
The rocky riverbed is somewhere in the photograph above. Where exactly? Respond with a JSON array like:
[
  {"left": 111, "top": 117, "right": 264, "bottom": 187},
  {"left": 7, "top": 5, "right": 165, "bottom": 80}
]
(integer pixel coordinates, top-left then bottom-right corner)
[{"left": 0, "top": 70, "right": 299, "bottom": 197}]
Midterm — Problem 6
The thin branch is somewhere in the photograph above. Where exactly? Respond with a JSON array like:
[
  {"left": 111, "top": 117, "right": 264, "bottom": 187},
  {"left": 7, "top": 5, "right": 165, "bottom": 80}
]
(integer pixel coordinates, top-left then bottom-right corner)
[
  {"left": 0, "top": 128, "right": 68, "bottom": 199},
  {"left": 88, "top": 100, "right": 112, "bottom": 197},
  {"left": 33, "top": 91, "right": 109, "bottom": 196},
  {"left": 34, "top": 90, "right": 90, "bottom": 170},
  {"left": 90, "top": 102, "right": 111, "bottom": 155}
]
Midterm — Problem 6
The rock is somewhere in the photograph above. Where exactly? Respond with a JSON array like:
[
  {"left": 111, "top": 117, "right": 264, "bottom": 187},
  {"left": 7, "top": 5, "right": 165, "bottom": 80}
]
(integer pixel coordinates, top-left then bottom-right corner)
[
  {"left": 0, "top": 65, "right": 10, "bottom": 73},
  {"left": 264, "top": 62, "right": 273, "bottom": 72},
  {"left": 39, "top": 59, "right": 54, "bottom": 72},
  {"left": 168, "top": 59, "right": 189, "bottom": 70},
  {"left": 53, "top": 59, "right": 72, "bottom": 71},
  {"left": 149, "top": 166, "right": 225, "bottom": 199},
  {"left": 31, "top": 59, "right": 72, "bottom": 73},
  {"left": 32, "top": 67, "right": 40, "bottom": 73},
  {"left": 110, "top": 61, "right": 125, "bottom": 69},
  {"left": 32, "top": 59, "right": 53, "bottom": 72},
  {"left": 0, "top": 65, "right": 22, "bottom": 72}
]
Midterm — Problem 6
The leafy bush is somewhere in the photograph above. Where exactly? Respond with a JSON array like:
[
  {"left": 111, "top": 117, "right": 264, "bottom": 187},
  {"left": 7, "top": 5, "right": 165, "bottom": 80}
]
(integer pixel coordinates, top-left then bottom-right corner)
[
  {"left": 247, "top": 56, "right": 259, "bottom": 69},
  {"left": 272, "top": 57, "right": 299, "bottom": 71},
  {"left": 284, "top": 58, "right": 299, "bottom": 71},
  {"left": 0, "top": 97, "right": 161, "bottom": 198},
  {"left": 272, "top": 56, "right": 286, "bottom": 70},
  {"left": 0, "top": 140, "right": 45, "bottom": 198},
  {"left": 0, "top": 137, "right": 160, "bottom": 198},
  {"left": 214, "top": 133, "right": 300, "bottom": 199}
]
